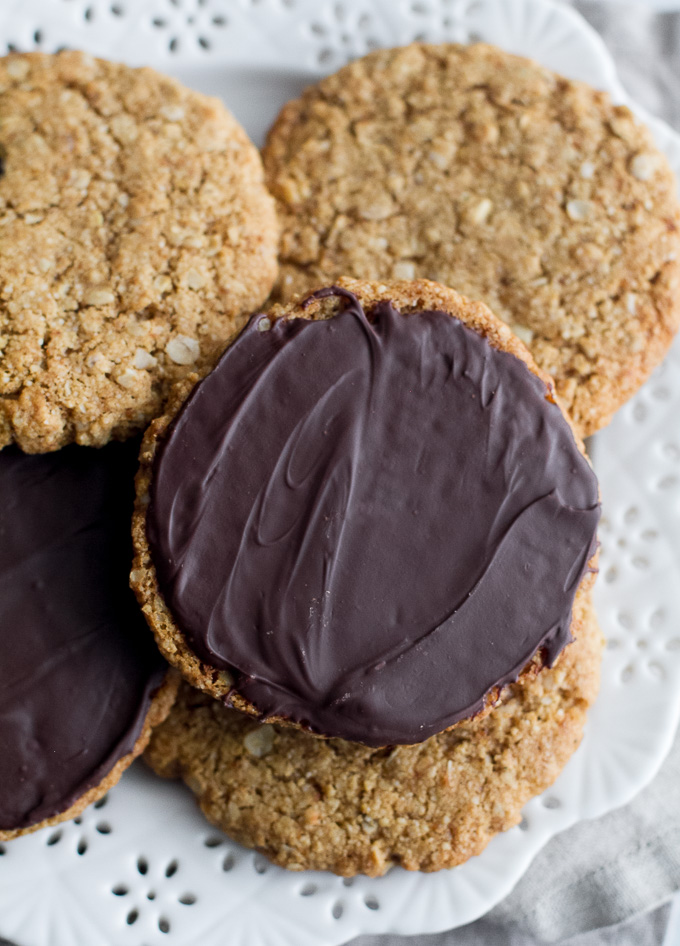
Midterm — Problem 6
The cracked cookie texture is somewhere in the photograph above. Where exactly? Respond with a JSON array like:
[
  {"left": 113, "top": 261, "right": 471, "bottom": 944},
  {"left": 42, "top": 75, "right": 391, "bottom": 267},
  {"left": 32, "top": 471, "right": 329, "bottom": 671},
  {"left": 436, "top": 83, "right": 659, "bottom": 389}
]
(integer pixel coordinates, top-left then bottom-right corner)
[
  {"left": 0, "top": 51, "right": 278, "bottom": 453},
  {"left": 263, "top": 43, "right": 680, "bottom": 436},
  {"left": 145, "top": 590, "right": 602, "bottom": 876}
]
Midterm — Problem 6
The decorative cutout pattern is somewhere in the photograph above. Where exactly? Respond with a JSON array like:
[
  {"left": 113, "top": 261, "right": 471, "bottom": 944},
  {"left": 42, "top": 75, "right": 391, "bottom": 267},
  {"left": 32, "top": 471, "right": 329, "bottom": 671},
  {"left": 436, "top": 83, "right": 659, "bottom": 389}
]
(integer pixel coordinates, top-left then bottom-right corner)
[{"left": 0, "top": 2, "right": 680, "bottom": 945}]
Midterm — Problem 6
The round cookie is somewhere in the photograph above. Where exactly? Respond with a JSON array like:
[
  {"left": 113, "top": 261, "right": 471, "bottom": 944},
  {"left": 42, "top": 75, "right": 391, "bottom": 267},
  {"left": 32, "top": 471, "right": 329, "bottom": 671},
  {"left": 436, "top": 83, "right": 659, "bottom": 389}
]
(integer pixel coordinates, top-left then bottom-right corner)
[
  {"left": 0, "top": 50, "right": 278, "bottom": 453},
  {"left": 263, "top": 43, "right": 680, "bottom": 436},
  {"left": 132, "top": 277, "right": 600, "bottom": 748},
  {"left": 0, "top": 439, "right": 178, "bottom": 840},
  {"left": 145, "top": 588, "right": 602, "bottom": 877}
]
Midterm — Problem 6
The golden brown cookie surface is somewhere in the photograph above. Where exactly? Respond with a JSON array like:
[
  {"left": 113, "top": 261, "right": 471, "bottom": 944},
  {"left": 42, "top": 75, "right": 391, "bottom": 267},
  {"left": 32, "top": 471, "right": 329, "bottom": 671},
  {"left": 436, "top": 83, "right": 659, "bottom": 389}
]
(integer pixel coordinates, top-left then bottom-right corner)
[
  {"left": 0, "top": 51, "right": 278, "bottom": 453},
  {"left": 263, "top": 43, "right": 680, "bottom": 435},
  {"left": 145, "top": 589, "right": 602, "bottom": 876}
]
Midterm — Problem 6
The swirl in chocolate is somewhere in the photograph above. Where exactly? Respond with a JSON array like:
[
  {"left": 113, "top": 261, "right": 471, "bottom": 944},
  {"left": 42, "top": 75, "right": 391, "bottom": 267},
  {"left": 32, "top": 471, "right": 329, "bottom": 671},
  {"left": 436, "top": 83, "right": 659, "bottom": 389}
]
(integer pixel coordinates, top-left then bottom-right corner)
[
  {"left": 148, "top": 289, "right": 600, "bottom": 746},
  {"left": 0, "top": 441, "right": 167, "bottom": 831}
]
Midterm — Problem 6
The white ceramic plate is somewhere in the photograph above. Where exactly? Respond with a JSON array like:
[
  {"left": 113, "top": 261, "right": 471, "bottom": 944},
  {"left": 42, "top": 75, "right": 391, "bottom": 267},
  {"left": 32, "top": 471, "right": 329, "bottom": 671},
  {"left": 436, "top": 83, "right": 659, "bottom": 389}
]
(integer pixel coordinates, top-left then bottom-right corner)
[{"left": 1, "top": 2, "right": 680, "bottom": 945}]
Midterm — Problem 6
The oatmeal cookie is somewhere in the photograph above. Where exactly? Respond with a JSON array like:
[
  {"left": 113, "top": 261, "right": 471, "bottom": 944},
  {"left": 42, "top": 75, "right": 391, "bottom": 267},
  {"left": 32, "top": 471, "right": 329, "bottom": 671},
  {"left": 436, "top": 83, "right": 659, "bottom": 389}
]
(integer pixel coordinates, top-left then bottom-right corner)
[
  {"left": 0, "top": 439, "right": 178, "bottom": 840},
  {"left": 263, "top": 43, "right": 680, "bottom": 435},
  {"left": 0, "top": 51, "right": 278, "bottom": 453},
  {"left": 132, "top": 277, "right": 599, "bottom": 748},
  {"left": 145, "top": 588, "right": 602, "bottom": 876}
]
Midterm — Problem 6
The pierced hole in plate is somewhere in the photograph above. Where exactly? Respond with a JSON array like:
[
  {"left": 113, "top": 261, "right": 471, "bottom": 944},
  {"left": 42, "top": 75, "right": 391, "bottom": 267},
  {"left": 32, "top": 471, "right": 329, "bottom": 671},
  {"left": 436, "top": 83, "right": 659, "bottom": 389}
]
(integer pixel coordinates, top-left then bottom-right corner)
[
  {"left": 632, "top": 556, "right": 649, "bottom": 571},
  {"left": 364, "top": 895, "right": 380, "bottom": 910},
  {"left": 623, "top": 506, "right": 639, "bottom": 525},
  {"left": 642, "top": 529, "right": 658, "bottom": 542},
  {"left": 653, "top": 386, "right": 671, "bottom": 401},
  {"left": 310, "top": 22, "right": 326, "bottom": 36},
  {"left": 111, "top": 4, "right": 125, "bottom": 15},
  {"left": 84, "top": 6, "right": 94, "bottom": 21},
  {"left": 222, "top": 853, "right": 235, "bottom": 872},
  {"left": 147, "top": 891, "right": 156, "bottom": 901},
  {"left": 648, "top": 662, "right": 665, "bottom": 680},
  {"left": 366, "top": 37, "right": 380, "bottom": 50},
  {"left": 650, "top": 609, "right": 665, "bottom": 629},
  {"left": 0, "top": 844, "right": 6, "bottom": 855},
  {"left": 617, "top": 537, "right": 627, "bottom": 548},
  {"left": 137, "top": 856, "right": 148, "bottom": 875},
  {"left": 342, "top": 877, "right": 355, "bottom": 887},
  {"left": 541, "top": 796, "right": 561, "bottom": 809},
  {"left": 658, "top": 475, "right": 678, "bottom": 491},
  {"left": 112, "top": 885, "right": 128, "bottom": 896},
  {"left": 620, "top": 665, "right": 634, "bottom": 683},
  {"left": 152, "top": 17, "right": 167, "bottom": 27},
  {"left": 73, "top": 817, "right": 82, "bottom": 825},
  {"left": 666, "top": 638, "right": 680, "bottom": 652},
  {"left": 468, "top": 30, "right": 484, "bottom": 42},
  {"left": 253, "top": 853, "right": 269, "bottom": 874},
  {"left": 94, "top": 796, "right": 108, "bottom": 809},
  {"left": 126, "top": 910, "right": 139, "bottom": 926},
  {"left": 33, "top": 30, "right": 43, "bottom": 45},
  {"left": 606, "top": 638, "right": 620, "bottom": 650},
  {"left": 333, "top": 2, "right": 346, "bottom": 21},
  {"left": 411, "top": 1, "right": 429, "bottom": 13},
  {"left": 96, "top": 822, "right": 112, "bottom": 835},
  {"left": 204, "top": 836, "right": 223, "bottom": 848},
  {"left": 6, "top": 44, "right": 18, "bottom": 53},
  {"left": 165, "top": 859, "right": 179, "bottom": 878},
  {"left": 518, "top": 816, "right": 529, "bottom": 831},
  {"left": 413, "top": 31, "right": 428, "bottom": 42},
  {"left": 663, "top": 442, "right": 680, "bottom": 461},
  {"left": 358, "top": 14, "right": 371, "bottom": 29},
  {"left": 77, "top": 839, "right": 88, "bottom": 855},
  {"left": 318, "top": 48, "right": 334, "bottom": 65},
  {"left": 197, "top": 36, "right": 210, "bottom": 50},
  {"left": 637, "top": 639, "right": 648, "bottom": 650},
  {"left": 47, "top": 830, "right": 62, "bottom": 846},
  {"left": 169, "top": 37, "right": 179, "bottom": 53},
  {"left": 212, "top": 15, "right": 227, "bottom": 26},
  {"left": 332, "top": 901, "right": 344, "bottom": 920},
  {"left": 618, "top": 611, "right": 634, "bottom": 630},
  {"left": 159, "top": 917, "right": 171, "bottom": 934},
  {"left": 632, "top": 403, "right": 647, "bottom": 423},
  {"left": 179, "top": 893, "right": 197, "bottom": 905},
  {"left": 300, "top": 882, "right": 317, "bottom": 896},
  {"left": 604, "top": 566, "right": 617, "bottom": 584}
]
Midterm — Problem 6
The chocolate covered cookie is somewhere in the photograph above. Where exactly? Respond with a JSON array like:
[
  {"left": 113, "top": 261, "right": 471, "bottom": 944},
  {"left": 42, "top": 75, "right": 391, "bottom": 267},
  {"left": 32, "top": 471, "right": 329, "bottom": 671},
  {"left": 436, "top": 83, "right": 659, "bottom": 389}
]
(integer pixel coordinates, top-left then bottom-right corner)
[
  {"left": 0, "top": 51, "right": 278, "bottom": 453},
  {"left": 146, "top": 588, "right": 602, "bottom": 876},
  {"left": 263, "top": 43, "right": 680, "bottom": 436},
  {"left": 0, "top": 440, "right": 177, "bottom": 840},
  {"left": 132, "top": 277, "right": 599, "bottom": 748}
]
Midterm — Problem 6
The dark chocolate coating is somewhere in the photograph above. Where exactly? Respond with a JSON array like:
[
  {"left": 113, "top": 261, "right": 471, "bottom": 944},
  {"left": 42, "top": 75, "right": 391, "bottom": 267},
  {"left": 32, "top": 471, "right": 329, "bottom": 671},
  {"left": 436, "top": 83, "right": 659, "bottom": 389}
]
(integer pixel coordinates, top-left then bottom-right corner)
[
  {"left": 148, "top": 290, "right": 600, "bottom": 746},
  {"left": 0, "top": 441, "right": 167, "bottom": 831}
]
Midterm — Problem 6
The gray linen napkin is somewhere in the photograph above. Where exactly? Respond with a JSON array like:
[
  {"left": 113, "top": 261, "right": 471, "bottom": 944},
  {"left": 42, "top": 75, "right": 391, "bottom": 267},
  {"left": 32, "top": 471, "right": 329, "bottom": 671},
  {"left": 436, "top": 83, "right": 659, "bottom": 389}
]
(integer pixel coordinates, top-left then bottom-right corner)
[{"left": 351, "top": 3, "right": 680, "bottom": 946}]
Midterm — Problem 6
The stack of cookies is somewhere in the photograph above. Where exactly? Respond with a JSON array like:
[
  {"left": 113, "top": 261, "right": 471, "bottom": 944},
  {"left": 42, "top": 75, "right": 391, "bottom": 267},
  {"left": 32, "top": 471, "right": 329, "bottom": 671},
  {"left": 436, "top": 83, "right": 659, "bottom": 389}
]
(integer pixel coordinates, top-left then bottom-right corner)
[{"left": 1, "top": 43, "right": 678, "bottom": 879}]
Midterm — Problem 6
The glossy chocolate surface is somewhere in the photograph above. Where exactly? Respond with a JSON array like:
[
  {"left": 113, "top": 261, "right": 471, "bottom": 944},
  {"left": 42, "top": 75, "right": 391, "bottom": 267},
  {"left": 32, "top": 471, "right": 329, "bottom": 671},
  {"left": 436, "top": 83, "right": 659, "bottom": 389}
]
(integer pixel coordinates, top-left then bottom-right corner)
[
  {"left": 0, "top": 441, "right": 166, "bottom": 830},
  {"left": 148, "top": 290, "right": 600, "bottom": 746}
]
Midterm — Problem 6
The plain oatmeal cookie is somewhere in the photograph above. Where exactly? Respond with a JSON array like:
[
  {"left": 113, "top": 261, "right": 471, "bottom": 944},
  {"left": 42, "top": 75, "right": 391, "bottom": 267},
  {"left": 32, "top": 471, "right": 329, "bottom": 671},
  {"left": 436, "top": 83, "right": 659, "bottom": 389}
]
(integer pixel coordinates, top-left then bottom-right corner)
[
  {"left": 145, "top": 589, "right": 602, "bottom": 876},
  {"left": 263, "top": 43, "right": 680, "bottom": 436},
  {"left": 0, "top": 51, "right": 278, "bottom": 453}
]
